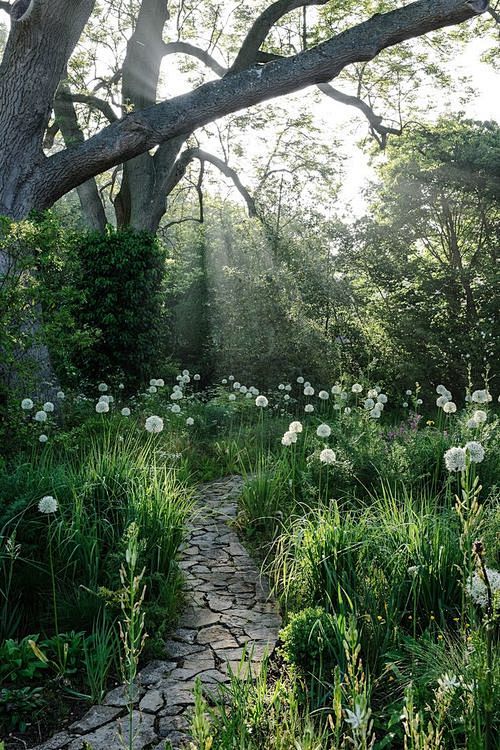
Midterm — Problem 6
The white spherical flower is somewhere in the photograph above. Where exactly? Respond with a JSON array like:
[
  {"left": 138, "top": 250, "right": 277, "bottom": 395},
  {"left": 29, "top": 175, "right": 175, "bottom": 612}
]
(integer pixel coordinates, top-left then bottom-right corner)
[
  {"left": 255, "top": 395, "right": 269, "bottom": 408},
  {"left": 221, "top": 378, "right": 228, "bottom": 385},
  {"left": 56, "top": 391, "right": 65, "bottom": 400},
  {"left": 232, "top": 381, "right": 240, "bottom": 390},
  {"left": 38, "top": 495, "right": 58, "bottom": 514},
  {"left": 98, "top": 383, "right": 108, "bottom": 392},
  {"left": 405, "top": 390, "right": 412, "bottom": 396},
  {"left": 367, "top": 388, "right": 378, "bottom": 399},
  {"left": 444, "top": 446, "right": 466, "bottom": 472},
  {"left": 285, "top": 384, "right": 292, "bottom": 392},
  {"left": 403, "top": 402, "right": 409, "bottom": 408},
  {"left": 39, "top": 434, "right": 48, "bottom": 443},
  {"left": 436, "top": 384, "right": 447, "bottom": 395},
  {"left": 319, "top": 448, "right": 336, "bottom": 465},
  {"left": 193, "top": 374, "right": 200, "bottom": 381},
  {"left": 96, "top": 401, "right": 109, "bottom": 413},
  {"left": 304, "top": 381, "right": 311, "bottom": 388},
  {"left": 239, "top": 385, "right": 248, "bottom": 394},
  {"left": 340, "top": 391, "right": 348, "bottom": 400},
  {"left": 473, "top": 410, "right": 487, "bottom": 424},
  {"left": 176, "top": 374, "right": 183, "bottom": 381},
  {"left": 316, "top": 423, "right": 332, "bottom": 438},
  {"left": 35, "top": 410, "right": 47, "bottom": 422},
  {"left": 416, "top": 398, "right": 423, "bottom": 405},
  {"left": 289, "top": 421, "right": 303, "bottom": 433},
  {"left": 363, "top": 398, "right": 375, "bottom": 410},
  {"left": 228, "top": 375, "right": 234, "bottom": 381},
  {"left": 99, "top": 395, "right": 110, "bottom": 403},
  {"left": 318, "top": 390, "right": 329, "bottom": 400},
  {"left": 171, "top": 404, "right": 181, "bottom": 414},
  {"left": 182, "top": 370, "right": 190, "bottom": 377},
  {"left": 119, "top": 383, "right": 125, "bottom": 389},
  {"left": 304, "top": 386, "right": 314, "bottom": 396},
  {"left": 229, "top": 394, "right": 236, "bottom": 402},
  {"left": 281, "top": 430, "right": 297, "bottom": 446},
  {"left": 121, "top": 407, "right": 131, "bottom": 417},
  {"left": 148, "top": 385, "right": 158, "bottom": 394},
  {"left": 186, "top": 417, "right": 194, "bottom": 426},
  {"left": 43, "top": 402, "right": 55, "bottom": 413},
  {"left": 245, "top": 392, "right": 252, "bottom": 399},
  {"left": 21, "top": 398, "right": 34, "bottom": 410},
  {"left": 333, "top": 404, "right": 341, "bottom": 411},
  {"left": 156, "top": 379, "right": 165, "bottom": 387},
  {"left": 471, "top": 389, "right": 490, "bottom": 404},
  {"left": 436, "top": 395, "right": 450, "bottom": 408},
  {"left": 170, "top": 391, "right": 183, "bottom": 401},
  {"left": 443, "top": 401, "right": 457, "bottom": 414},
  {"left": 296, "top": 376, "right": 304, "bottom": 384},
  {"left": 344, "top": 407, "right": 351, "bottom": 415},
  {"left": 467, "top": 418, "right": 479, "bottom": 429},
  {"left": 331, "top": 385, "right": 341, "bottom": 395},
  {"left": 182, "top": 375, "right": 191, "bottom": 384},
  {"left": 278, "top": 383, "right": 285, "bottom": 391},
  {"left": 377, "top": 394, "right": 388, "bottom": 404},
  {"left": 145, "top": 415, "right": 164, "bottom": 433},
  {"left": 304, "top": 404, "right": 314, "bottom": 413},
  {"left": 465, "top": 441, "right": 485, "bottom": 463},
  {"left": 150, "top": 379, "right": 158, "bottom": 386},
  {"left": 351, "top": 383, "right": 362, "bottom": 394},
  {"left": 284, "top": 394, "right": 290, "bottom": 401},
  {"left": 370, "top": 407, "right": 382, "bottom": 419}
]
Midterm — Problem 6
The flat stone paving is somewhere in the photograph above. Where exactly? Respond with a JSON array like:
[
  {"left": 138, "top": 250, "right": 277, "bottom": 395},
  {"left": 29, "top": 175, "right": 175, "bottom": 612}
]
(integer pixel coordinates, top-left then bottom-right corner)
[{"left": 30, "top": 476, "right": 281, "bottom": 750}]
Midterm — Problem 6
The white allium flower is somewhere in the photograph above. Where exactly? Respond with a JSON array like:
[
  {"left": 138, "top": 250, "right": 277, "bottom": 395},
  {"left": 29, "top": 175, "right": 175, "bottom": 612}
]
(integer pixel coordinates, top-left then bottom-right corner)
[
  {"left": 473, "top": 410, "right": 487, "bottom": 424},
  {"left": 281, "top": 430, "right": 297, "bottom": 446},
  {"left": 364, "top": 398, "right": 375, "bottom": 410},
  {"left": 148, "top": 385, "right": 158, "bottom": 394},
  {"left": 98, "top": 383, "right": 108, "bottom": 392},
  {"left": 465, "top": 441, "right": 485, "bottom": 463},
  {"left": 35, "top": 410, "right": 47, "bottom": 422},
  {"left": 56, "top": 391, "right": 65, "bottom": 400},
  {"left": 233, "top": 381, "right": 241, "bottom": 390},
  {"left": 186, "top": 417, "right": 194, "bottom": 426},
  {"left": 38, "top": 495, "right": 58, "bottom": 514},
  {"left": 245, "top": 392, "right": 252, "bottom": 399},
  {"left": 239, "top": 385, "right": 248, "bottom": 394},
  {"left": 229, "top": 394, "right": 236, "bottom": 402},
  {"left": 43, "top": 402, "right": 55, "bottom": 413},
  {"left": 156, "top": 379, "right": 164, "bottom": 387},
  {"left": 334, "top": 404, "right": 341, "bottom": 411},
  {"left": 471, "top": 389, "right": 491, "bottom": 404},
  {"left": 377, "top": 393, "right": 388, "bottom": 404},
  {"left": 331, "top": 385, "right": 341, "bottom": 395},
  {"left": 255, "top": 395, "right": 268, "bottom": 408},
  {"left": 176, "top": 374, "right": 183, "bottom": 381},
  {"left": 221, "top": 378, "right": 228, "bottom": 385},
  {"left": 182, "top": 369, "right": 190, "bottom": 376},
  {"left": 150, "top": 379, "right": 158, "bottom": 386},
  {"left": 318, "top": 390, "right": 329, "bottom": 400},
  {"left": 21, "top": 398, "right": 34, "bottom": 410},
  {"left": 340, "top": 391, "right": 348, "bottom": 400},
  {"left": 278, "top": 383, "right": 285, "bottom": 391},
  {"left": 182, "top": 375, "right": 191, "bottom": 384},
  {"left": 406, "top": 390, "right": 412, "bottom": 396},
  {"left": 304, "top": 386, "right": 314, "bottom": 396},
  {"left": 444, "top": 446, "right": 466, "bottom": 472},
  {"left": 367, "top": 388, "right": 378, "bottom": 399},
  {"left": 228, "top": 375, "right": 234, "bottom": 381},
  {"left": 370, "top": 407, "right": 382, "bottom": 419},
  {"left": 284, "top": 394, "right": 290, "bottom": 401},
  {"left": 170, "top": 391, "right": 183, "bottom": 400},
  {"left": 296, "top": 376, "right": 304, "bottom": 384},
  {"left": 121, "top": 407, "right": 131, "bottom": 417},
  {"left": 316, "top": 423, "right": 332, "bottom": 438},
  {"left": 466, "top": 567, "right": 500, "bottom": 608},
  {"left": 319, "top": 448, "right": 336, "bottom": 465},
  {"left": 344, "top": 407, "right": 351, "bottom": 415},
  {"left": 119, "top": 383, "right": 125, "bottom": 389},
  {"left": 145, "top": 415, "right": 164, "bottom": 433},
  {"left": 443, "top": 401, "right": 457, "bottom": 414},
  {"left": 467, "top": 418, "right": 479, "bottom": 429},
  {"left": 99, "top": 395, "right": 110, "bottom": 403},
  {"left": 408, "top": 565, "right": 419, "bottom": 576},
  {"left": 285, "top": 384, "right": 292, "bottom": 392},
  {"left": 403, "top": 402, "right": 409, "bottom": 408},
  {"left": 39, "top": 434, "right": 48, "bottom": 443},
  {"left": 351, "top": 383, "right": 362, "bottom": 394},
  {"left": 171, "top": 404, "right": 181, "bottom": 414},
  {"left": 436, "top": 395, "right": 450, "bottom": 408},
  {"left": 436, "top": 384, "right": 448, "bottom": 395},
  {"left": 96, "top": 401, "right": 109, "bottom": 413},
  {"left": 304, "top": 404, "right": 314, "bottom": 413},
  {"left": 304, "top": 381, "right": 311, "bottom": 388},
  {"left": 289, "top": 421, "right": 303, "bottom": 433},
  {"left": 193, "top": 374, "right": 200, "bottom": 381},
  {"left": 416, "top": 398, "right": 423, "bottom": 405}
]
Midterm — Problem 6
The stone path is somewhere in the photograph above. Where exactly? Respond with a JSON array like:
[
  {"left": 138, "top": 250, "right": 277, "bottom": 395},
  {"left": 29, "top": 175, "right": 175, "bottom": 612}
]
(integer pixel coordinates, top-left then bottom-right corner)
[{"left": 30, "top": 476, "right": 281, "bottom": 750}]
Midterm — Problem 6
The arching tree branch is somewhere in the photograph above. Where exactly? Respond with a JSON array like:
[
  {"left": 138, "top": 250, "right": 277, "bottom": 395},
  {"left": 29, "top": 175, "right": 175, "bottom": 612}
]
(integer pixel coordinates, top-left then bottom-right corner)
[
  {"left": 56, "top": 91, "right": 118, "bottom": 123},
  {"left": 317, "top": 83, "right": 402, "bottom": 148},
  {"left": 229, "top": 0, "right": 330, "bottom": 74},
  {"left": 23, "top": 0, "right": 490, "bottom": 212},
  {"left": 162, "top": 41, "right": 227, "bottom": 77}
]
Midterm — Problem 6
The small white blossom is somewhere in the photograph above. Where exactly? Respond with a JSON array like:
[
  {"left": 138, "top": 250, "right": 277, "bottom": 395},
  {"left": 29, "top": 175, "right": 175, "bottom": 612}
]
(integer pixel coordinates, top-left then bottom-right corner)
[
  {"left": 221, "top": 378, "right": 228, "bottom": 385},
  {"left": 43, "top": 402, "right": 55, "bottom": 413},
  {"left": 99, "top": 395, "right": 110, "bottom": 404},
  {"left": 38, "top": 495, "right": 58, "bottom": 514},
  {"left": 145, "top": 415, "right": 164, "bottom": 433},
  {"left": 443, "top": 401, "right": 457, "bottom": 414},
  {"left": 296, "top": 376, "right": 304, "bottom": 384},
  {"left": 39, "top": 434, "right": 48, "bottom": 443},
  {"left": 377, "top": 393, "right": 388, "bottom": 404},
  {"left": 331, "top": 385, "right": 341, "bottom": 395},
  {"left": 278, "top": 383, "right": 285, "bottom": 391},
  {"left": 186, "top": 417, "right": 194, "bottom": 426},
  {"left": 148, "top": 385, "right": 158, "bottom": 394},
  {"left": 316, "top": 423, "right": 332, "bottom": 438},
  {"left": 304, "top": 386, "right": 314, "bottom": 396},
  {"left": 465, "top": 441, "right": 485, "bottom": 463},
  {"left": 344, "top": 407, "right": 351, "bottom": 415},
  {"left": 240, "top": 385, "right": 248, "bottom": 394},
  {"left": 121, "top": 407, "right": 131, "bottom": 417},
  {"left": 233, "top": 382, "right": 241, "bottom": 390},
  {"left": 255, "top": 395, "right": 268, "bottom": 408},
  {"left": 473, "top": 410, "right": 487, "bottom": 424},
  {"left": 281, "top": 430, "right": 297, "bottom": 446},
  {"left": 436, "top": 395, "right": 450, "bottom": 408},
  {"left": 56, "top": 391, "right": 65, "bottom": 400},
  {"left": 228, "top": 375, "right": 234, "bottom": 381},
  {"left": 304, "top": 404, "right": 314, "bottom": 413},
  {"left": 289, "top": 421, "right": 303, "bottom": 433},
  {"left": 351, "top": 383, "right": 362, "bottom": 394},
  {"left": 229, "top": 393, "right": 236, "bottom": 401},
  {"left": 35, "top": 410, "right": 47, "bottom": 422},
  {"left": 318, "top": 390, "right": 329, "bottom": 400},
  {"left": 471, "top": 389, "right": 491, "bottom": 404},
  {"left": 444, "top": 446, "right": 466, "bottom": 472},
  {"left": 364, "top": 398, "right": 375, "bottom": 410},
  {"left": 98, "top": 383, "right": 108, "bottom": 392},
  {"left": 193, "top": 374, "right": 200, "bottom": 381},
  {"left": 319, "top": 448, "right": 336, "bottom": 465},
  {"left": 156, "top": 379, "right": 165, "bottom": 387},
  {"left": 171, "top": 404, "right": 181, "bottom": 414},
  {"left": 96, "top": 401, "right": 109, "bottom": 413},
  {"left": 406, "top": 389, "right": 412, "bottom": 396},
  {"left": 21, "top": 398, "right": 34, "bottom": 410}
]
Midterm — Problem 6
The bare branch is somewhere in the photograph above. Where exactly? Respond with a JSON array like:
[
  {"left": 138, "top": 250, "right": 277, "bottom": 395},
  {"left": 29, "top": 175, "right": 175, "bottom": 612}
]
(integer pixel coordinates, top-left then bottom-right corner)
[
  {"left": 318, "top": 83, "right": 402, "bottom": 148},
  {"left": 229, "top": 0, "right": 330, "bottom": 73},
  {"left": 162, "top": 41, "right": 227, "bottom": 77},
  {"left": 56, "top": 91, "right": 118, "bottom": 123}
]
